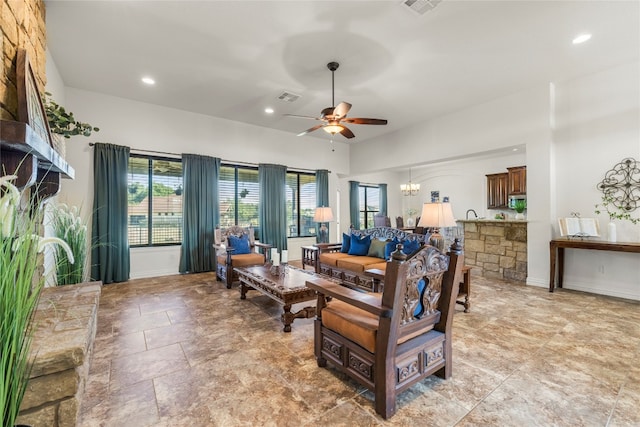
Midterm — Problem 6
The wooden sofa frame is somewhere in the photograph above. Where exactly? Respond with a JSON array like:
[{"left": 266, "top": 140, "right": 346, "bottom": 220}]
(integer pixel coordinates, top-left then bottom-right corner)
[
  {"left": 306, "top": 227, "right": 428, "bottom": 292},
  {"left": 305, "top": 240, "right": 463, "bottom": 419}
]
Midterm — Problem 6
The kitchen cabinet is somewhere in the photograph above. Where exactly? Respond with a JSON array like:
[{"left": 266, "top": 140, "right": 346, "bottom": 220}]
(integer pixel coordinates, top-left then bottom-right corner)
[
  {"left": 486, "top": 172, "right": 508, "bottom": 209},
  {"left": 507, "top": 166, "right": 526, "bottom": 195}
]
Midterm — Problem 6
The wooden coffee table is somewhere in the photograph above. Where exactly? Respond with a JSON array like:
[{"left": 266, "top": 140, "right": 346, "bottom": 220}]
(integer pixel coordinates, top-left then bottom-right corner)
[{"left": 236, "top": 264, "right": 318, "bottom": 332}]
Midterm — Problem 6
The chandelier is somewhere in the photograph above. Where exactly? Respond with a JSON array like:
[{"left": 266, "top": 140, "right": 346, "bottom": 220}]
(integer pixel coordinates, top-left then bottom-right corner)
[{"left": 401, "top": 168, "right": 420, "bottom": 196}]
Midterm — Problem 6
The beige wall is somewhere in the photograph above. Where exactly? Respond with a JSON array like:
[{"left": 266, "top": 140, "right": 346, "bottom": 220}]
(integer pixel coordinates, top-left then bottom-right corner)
[{"left": 1, "top": 0, "right": 47, "bottom": 120}]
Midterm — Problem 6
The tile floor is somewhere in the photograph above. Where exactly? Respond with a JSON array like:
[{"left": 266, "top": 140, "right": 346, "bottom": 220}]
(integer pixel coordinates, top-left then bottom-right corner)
[{"left": 79, "top": 265, "right": 640, "bottom": 426}]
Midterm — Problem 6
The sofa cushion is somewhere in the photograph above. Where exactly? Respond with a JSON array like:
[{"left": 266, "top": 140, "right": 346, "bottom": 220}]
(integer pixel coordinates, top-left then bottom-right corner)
[
  {"left": 319, "top": 252, "right": 351, "bottom": 267},
  {"left": 401, "top": 239, "right": 421, "bottom": 256},
  {"left": 228, "top": 234, "right": 251, "bottom": 254},
  {"left": 217, "top": 252, "right": 264, "bottom": 267},
  {"left": 322, "top": 296, "right": 381, "bottom": 353},
  {"left": 348, "top": 234, "right": 371, "bottom": 256},
  {"left": 340, "top": 233, "right": 351, "bottom": 253},
  {"left": 322, "top": 295, "right": 436, "bottom": 353},
  {"left": 367, "top": 238, "right": 388, "bottom": 259},
  {"left": 336, "top": 256, "right": 382, "bottom": 273},
  {"left": 365, "top": 262, "right": 387, "bottom": 273},
  {"left": 384, "top": 239, "right": 401, "bottom": 260}
]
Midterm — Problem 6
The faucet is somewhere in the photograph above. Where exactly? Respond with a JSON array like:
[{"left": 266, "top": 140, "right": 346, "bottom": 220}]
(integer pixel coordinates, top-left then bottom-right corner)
[{"left": 466, "top": 209, "right": 478, "bottom": 220}]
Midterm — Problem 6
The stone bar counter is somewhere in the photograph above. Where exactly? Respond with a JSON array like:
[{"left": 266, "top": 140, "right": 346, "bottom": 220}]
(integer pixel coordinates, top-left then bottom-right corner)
[
  {"left": 16, "top": 281, "right": 102, "bottom": 427},
  {"left": 458, "top": 219, "right": 527, "bottom": 282}
]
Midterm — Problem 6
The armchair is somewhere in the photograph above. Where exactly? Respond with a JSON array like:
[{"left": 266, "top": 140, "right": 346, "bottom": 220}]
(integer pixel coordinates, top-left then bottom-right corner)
[
  {"left": 305, "top": 240, "right": 463, "bottom": 419},
  {"left": 214, "top": 226, "right": 272, "bottom": 288}
]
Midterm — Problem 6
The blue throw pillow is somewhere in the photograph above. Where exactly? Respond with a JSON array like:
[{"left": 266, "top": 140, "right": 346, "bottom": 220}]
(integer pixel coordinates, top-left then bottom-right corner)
[
  {"left": 401, "top": 239, "right": 421, "bottom": 256},
  {"left": 228, "top": 234, "right": 251, "bottom": 255},
  {"left": 341, "top": 233, "right": 351, "bottom": 253},
  {"left": 414, "top": 278, "right": 427, "bottom": 317},
  {"left": 384, "top": 238, "right": 401, "bottom": 260},
  {"left": 348, "top": 234, "right": 371, "bottom": 256}
]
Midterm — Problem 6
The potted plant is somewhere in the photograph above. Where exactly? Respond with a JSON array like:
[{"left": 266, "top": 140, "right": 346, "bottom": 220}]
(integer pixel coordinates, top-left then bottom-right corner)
[
  {"left": 594, "top": 194, "right": 640, "bottom": 242},
  {"left": 513, "top": 199, "right": 526, "bottom": 220},
  {"left": 1, "top": 175, "right": 73, "bottom": 426},
  {"left": 49, "top": 204, "right": 88, "bottom": 285},
  {"left": 43, "top": 92, "right": 99, "bottom": 139}
]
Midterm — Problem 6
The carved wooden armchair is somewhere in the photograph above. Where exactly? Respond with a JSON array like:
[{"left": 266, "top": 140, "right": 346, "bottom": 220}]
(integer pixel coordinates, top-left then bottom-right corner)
[
  {"left": 305, "top": 240, "right": 463, "bottom": 419},
  {"left": 214, "top": 226, "right": 272, "bottom": 288}
]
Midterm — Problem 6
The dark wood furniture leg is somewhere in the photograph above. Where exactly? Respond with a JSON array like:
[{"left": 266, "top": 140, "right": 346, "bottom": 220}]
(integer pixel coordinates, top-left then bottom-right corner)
[
  {"left": 557, "top": 247, "right": 564, "bottom": 289},
  {"left": 549, "top": 241, "right": 557, "bottom": 292},
  {"left": 457, "top": 266, "right": 471, "bottom": 312}
]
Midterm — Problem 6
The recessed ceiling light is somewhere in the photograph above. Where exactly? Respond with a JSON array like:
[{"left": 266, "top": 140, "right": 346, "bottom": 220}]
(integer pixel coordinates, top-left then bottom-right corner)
[
  {"left": 264, "top": 107, "right": 274, "bottom": 114},
  {"left": 572, "top": 33, "right": 592, "bottom": 45},
  {"left": 141, "top": 76, "right": 155, "bottom": 85},
  {"left": 512, "top": 148, "right": 518, "bottom": 152}
]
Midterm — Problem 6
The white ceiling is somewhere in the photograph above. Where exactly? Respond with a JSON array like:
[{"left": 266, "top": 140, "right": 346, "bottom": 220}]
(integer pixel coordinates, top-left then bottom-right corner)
[{"left": 45, "top": 0, "right": 640, "bottom": 145}]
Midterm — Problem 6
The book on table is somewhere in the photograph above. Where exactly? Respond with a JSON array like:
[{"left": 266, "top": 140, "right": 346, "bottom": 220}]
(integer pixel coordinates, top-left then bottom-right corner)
[{"left": 558, "top": 217, "right": 600, "bottom": 237}]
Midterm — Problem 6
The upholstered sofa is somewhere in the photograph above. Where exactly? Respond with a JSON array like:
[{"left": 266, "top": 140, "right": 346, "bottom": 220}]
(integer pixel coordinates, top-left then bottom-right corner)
[{"left": 308, "top": 227, "right": 428, "bottom": 292}]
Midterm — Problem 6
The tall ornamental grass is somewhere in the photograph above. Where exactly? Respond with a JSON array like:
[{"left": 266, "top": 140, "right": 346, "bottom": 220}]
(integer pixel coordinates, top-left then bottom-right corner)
[
  {"left": 50, "top": 204, "right": 87, "bottom": 285},
  {"left": 1, "top": 175, "right": 73, "bottom": 427}
]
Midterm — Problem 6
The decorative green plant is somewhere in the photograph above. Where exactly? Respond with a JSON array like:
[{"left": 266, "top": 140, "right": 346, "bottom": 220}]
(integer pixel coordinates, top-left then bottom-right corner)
[
  {"left": 1, "top": 175, "right": 73, "bottom": 427},
  {"left": 594, "top": 195, "right": 640, "bottom": 225},
  {"left": 43, "top": 92, "right": 99, "bottom": 139},
  {"left": 50, "top": 204, "right": 88, "bottom": 285},
  {"left": 513, "top": 199, "right": 527, "bottom": 213}
]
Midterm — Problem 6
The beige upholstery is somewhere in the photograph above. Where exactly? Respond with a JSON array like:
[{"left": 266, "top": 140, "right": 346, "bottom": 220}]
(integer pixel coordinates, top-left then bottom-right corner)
[
  {"left": 318, "top": 252, "right": 351, "bottom": 267},
  {"left": 336, "top": 256, "right": 384, "bottom": 273}
]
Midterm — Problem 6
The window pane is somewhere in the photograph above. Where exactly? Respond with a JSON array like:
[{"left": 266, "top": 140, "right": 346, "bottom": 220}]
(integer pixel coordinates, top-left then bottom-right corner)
[
  {"left": 128, "top": 157, "right": 150, "bottom": 245},
  {"left": 286, "top": 174, "right": 298, "bottom": 237},
  {"left": 219, "top": 166, "right": 236, "bottom": 228},
  {"left": 128, "top": 156, "right": 183, "bottom": 246},
  {"left": 286, "top": 172, "right": 317, "bottom": 237},
  {"left": 300, "top": 174, "right": 316, "bottom": 237},
  {"left": 219, "top": 165, "right": 260, "bottom": 232},
  {"left": 237, "top": 168, "right": 259, "bottom": 228},
  {"left": 151, "top": 159, "right": 182, "bottom": 244}
]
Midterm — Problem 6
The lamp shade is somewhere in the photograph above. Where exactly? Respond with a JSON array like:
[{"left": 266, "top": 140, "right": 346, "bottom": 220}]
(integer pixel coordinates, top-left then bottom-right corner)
[
  {"left": 313, "top": 206, "right": 334, "bottom": 223},
  {"left": 417, "top": 202, "right": 456, "bottom": 228}
]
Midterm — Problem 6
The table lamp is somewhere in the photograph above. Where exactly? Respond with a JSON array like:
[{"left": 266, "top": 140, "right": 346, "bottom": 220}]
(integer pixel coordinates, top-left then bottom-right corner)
[
  {"left": 313, "top": 206, "right": 334, "bottom": 243},
  {"left": 417, "top": 202, "right": 457, "bottom": 252}
]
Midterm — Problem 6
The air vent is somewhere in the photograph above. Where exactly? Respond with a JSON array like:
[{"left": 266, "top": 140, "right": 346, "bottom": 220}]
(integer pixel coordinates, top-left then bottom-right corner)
[
  {"left": 277, "top": 91, "right": 301, "bottom": 103},
  {"left": 402, "top": 0, "right": 442, "bottom": 15}
]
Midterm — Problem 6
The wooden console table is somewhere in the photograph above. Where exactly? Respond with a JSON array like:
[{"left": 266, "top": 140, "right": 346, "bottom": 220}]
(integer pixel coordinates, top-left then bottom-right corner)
[{"left": 549, "top": 238, "right": 640, "bottom": 292}]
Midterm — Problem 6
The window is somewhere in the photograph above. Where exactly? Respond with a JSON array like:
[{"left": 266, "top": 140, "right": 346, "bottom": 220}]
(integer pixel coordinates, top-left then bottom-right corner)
[
  {"left": 359, "top": 185, "right": 380, "bottom": 229},
  {"left": 128, "top": 155, "right": 183, "bottom": 246},
  {"left": 286, "top": 172, "right": 317, "bottom": 237},
  {"left": 219, "top": 164, "right": 260, "bottom": 230}
]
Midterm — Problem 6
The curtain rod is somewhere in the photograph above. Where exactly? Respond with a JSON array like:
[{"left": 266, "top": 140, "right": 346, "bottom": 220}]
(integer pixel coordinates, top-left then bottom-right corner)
[{"left": 87, "top": 143, "right": 329, "bottom": 174}]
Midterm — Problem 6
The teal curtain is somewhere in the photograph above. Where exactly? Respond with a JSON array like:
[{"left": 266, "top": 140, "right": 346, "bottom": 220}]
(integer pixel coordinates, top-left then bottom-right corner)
[
  {"left": 379, "top": 183, "right": 388, "bottom": 216},
  {"left": 259, "top": 164, "right": 287, "bottom": 251},
  {"left": 91, "top": 143, "right": 130, "bottom": 284},
  {"left": 316, "top": 169, "right": 329, "bottom": 243},
  {"left": 349, "top": 180, "right": 360, "bottom": 230},
  {"left": 179, "top": 154, "right": 220, "bottom": 273}
]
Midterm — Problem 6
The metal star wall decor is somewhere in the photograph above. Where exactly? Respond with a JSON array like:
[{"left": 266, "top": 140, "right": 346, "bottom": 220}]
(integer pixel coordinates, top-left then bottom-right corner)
[{"left": 596, "top": 157, "right": 640, "bottom": 212}]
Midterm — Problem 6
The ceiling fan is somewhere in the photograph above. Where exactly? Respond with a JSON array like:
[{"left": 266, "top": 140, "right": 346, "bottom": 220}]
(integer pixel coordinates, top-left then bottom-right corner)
[{"left": 286, "top": 62, "right": 387, "bottom": 139}]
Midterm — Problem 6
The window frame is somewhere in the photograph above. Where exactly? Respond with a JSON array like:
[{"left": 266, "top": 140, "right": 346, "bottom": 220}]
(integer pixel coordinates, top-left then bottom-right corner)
[
  {"left": 359, "top": 184, "right": 381, "bottom": 229},
  {"left": 128, "top": 154, "right": 183, "bottom": 248},
  {"left": 286, "top": 171, "right": 317, "bottom": 238}
]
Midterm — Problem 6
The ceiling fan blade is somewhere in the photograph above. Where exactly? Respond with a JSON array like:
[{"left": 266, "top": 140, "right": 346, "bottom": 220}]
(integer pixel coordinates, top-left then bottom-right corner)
[
  {"left": 284, "top": 114, "right": 321, "bottom": 120},
  {"left": 342, "top": 117, "right": 388, "bottom": 125},
  {"left": 333, "top": 102, "right": 352, "bottom": 118},
  {"left": 297, "top": 124, "right": 324, "bottom": 136},
  {"left": 339, "top": 126, "right": 355, "bottom": 139}
]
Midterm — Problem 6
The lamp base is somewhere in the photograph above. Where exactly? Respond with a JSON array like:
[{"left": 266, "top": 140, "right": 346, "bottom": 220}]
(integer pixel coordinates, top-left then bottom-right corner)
[{"left": 429, "top": 230, "right": 445, "bottom": 252}]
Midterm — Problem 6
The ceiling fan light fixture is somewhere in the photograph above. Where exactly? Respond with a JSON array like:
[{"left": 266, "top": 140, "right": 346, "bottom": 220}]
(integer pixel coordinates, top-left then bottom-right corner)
[{"left": 323, "top": 124, "right": 344, "bottom": 134}]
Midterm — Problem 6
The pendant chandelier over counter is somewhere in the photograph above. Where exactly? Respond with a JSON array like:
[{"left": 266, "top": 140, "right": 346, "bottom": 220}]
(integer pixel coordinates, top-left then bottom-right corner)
[{"left": 401, "top": 168, "right": 420, "bottom": 196}]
